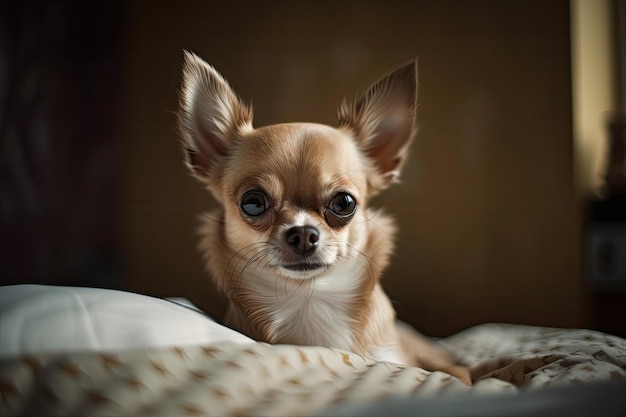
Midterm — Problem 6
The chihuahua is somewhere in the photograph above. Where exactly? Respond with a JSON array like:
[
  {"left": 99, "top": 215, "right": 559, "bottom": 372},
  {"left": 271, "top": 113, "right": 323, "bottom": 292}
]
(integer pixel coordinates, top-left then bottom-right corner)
[{"left": 177, "top": 51, "right": 470, "bottom": 383}]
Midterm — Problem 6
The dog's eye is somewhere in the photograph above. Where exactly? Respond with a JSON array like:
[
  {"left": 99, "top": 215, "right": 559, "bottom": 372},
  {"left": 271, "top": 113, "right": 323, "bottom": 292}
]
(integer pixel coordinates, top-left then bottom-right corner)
[
  {"left": 329, "top": 192, "right": 357, "bottom": 217},
  {"left": 241, "top": 191, "right": 268, "bottom": 217}
]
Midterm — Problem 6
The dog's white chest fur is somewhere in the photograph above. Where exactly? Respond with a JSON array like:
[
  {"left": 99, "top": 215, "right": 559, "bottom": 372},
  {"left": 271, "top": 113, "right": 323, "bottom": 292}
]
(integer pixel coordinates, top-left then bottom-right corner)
[{"left": 241, "top": 260, "right": 361, "bottom": 351}]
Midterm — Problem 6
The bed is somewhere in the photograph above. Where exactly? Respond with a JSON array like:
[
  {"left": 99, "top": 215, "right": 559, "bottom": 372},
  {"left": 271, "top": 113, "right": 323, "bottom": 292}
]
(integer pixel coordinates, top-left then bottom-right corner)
[{"left": 1, "top": 285, "right": 625, "bottom": 416}]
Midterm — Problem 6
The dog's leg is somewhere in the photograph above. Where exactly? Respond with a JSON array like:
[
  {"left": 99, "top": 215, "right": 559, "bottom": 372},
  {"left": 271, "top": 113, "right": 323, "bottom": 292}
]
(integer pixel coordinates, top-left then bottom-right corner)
[{"left": 396, "top": 321, "right": 472, "bottom": 386}]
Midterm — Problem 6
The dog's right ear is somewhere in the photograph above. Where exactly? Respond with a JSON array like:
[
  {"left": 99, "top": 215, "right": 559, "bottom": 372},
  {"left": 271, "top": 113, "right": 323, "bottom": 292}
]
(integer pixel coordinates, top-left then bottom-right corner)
[{"left": 177, "top": 51, "right": 253, "bottom": 180}]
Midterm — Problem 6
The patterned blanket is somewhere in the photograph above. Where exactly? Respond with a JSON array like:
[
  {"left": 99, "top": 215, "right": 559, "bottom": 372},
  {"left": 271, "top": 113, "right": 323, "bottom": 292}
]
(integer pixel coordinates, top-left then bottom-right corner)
[{"left": 1, "top": 323, "right": 625, "bottom": 416}]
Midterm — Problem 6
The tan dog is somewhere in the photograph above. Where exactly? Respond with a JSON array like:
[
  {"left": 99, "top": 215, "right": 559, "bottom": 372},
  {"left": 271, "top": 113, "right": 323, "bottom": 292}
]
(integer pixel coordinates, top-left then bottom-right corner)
[{"left": 177, "top": 51, "right": 470, "bottom": 384}]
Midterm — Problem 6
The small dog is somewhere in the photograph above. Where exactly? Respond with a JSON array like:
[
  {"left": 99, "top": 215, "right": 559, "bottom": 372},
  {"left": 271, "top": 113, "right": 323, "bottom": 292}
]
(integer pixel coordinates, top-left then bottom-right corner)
[{"left": 177, "top": 51, "right": 470, "bottom": 383}]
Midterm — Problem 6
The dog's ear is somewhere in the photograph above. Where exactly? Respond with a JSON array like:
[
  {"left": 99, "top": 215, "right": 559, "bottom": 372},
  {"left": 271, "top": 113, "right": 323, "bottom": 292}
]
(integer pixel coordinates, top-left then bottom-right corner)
[
  {"left": 338, "top": 59, "right": 417, "bottom": 189},
  {"left": 178, "top": 51, "right": 253, "bottom": 180}
]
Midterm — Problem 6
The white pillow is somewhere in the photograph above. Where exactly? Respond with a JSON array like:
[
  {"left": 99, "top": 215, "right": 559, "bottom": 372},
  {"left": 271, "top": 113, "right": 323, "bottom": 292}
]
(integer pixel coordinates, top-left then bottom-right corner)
[{"left": 0, "top": 284, "right": 253, "bottom": 359}]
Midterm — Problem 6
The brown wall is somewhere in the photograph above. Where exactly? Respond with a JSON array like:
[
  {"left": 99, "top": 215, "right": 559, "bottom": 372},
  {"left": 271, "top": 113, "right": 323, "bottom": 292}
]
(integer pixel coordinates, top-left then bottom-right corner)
[{"left": 119, "top": 0, "right": 589, "bottom": 336}]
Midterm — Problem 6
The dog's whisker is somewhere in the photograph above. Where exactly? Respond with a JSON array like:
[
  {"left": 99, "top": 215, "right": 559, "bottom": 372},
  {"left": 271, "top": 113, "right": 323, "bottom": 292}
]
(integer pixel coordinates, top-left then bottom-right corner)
[
  {"left": 223, "top": 242, "right": 272, "bottom": 291},
  {"left": 241, "top": 247, "right": 273, "bottom": 276},
  {"left": 198, "top": 212, "right": 227, "bottom": 226},
  {"left": 345, "top": 242, "right": 380, "bottom": 277}
]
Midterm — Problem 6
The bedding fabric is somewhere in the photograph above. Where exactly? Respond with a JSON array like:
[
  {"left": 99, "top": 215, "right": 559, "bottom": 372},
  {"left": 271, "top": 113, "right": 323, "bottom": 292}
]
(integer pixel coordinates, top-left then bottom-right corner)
[
  {"left": 0, "top": 285, "right": 252, "bottom": 359},
  {"left": 0, "top": 285, "right": 625, "bottom": 416}
]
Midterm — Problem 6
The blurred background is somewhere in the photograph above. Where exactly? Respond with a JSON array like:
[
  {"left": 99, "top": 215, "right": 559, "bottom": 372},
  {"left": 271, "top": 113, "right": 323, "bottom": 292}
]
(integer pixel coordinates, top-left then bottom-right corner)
[{"left": 2, "top": 0, "right": 625, "bottom": 337}]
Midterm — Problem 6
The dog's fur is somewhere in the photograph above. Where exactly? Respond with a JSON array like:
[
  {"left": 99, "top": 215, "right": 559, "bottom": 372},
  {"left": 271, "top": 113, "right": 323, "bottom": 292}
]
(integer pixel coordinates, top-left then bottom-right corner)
[{"left": 177, "top": 51, "right": 470, "bottom": 383}]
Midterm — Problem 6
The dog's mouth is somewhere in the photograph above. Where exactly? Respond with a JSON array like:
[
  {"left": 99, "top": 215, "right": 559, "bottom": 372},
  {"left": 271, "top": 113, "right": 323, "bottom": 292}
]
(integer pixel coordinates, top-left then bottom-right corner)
[{"left": 282, "top": 262, "right": 331, "bottom": 272}]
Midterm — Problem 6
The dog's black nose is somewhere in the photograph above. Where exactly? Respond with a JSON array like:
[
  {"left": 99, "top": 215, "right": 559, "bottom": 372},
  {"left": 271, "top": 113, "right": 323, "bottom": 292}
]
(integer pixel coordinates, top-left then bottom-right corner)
[{"left": 285, "top": 226, "right": 319, "bottom": 255}]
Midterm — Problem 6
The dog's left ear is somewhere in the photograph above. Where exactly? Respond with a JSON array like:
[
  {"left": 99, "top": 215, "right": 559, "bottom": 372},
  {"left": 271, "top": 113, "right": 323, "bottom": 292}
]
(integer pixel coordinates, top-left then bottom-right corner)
[{"left": 338, "top": 59, "right": 417, "bottom": 189}]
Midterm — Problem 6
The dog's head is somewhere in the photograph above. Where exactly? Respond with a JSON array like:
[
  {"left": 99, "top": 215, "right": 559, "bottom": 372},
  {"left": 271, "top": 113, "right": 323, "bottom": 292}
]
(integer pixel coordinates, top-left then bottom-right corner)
[{"left": 178, "top": 52, "right": 417, "bottom": 281}]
